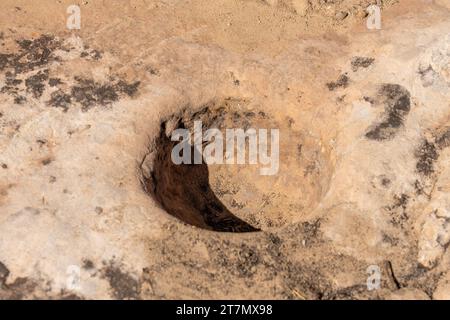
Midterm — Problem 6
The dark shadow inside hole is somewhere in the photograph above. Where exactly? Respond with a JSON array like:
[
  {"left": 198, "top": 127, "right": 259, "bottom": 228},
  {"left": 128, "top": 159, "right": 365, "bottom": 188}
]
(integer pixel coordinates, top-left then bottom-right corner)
[{"left": 144, "top": 122, "right": 259, "bottom": 233}]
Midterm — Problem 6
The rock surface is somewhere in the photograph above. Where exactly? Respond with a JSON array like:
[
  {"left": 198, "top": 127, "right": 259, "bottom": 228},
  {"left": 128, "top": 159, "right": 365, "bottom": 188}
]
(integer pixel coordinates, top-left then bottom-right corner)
[{"left": 0, "top": 0, "right": 449, "bottom": 299}]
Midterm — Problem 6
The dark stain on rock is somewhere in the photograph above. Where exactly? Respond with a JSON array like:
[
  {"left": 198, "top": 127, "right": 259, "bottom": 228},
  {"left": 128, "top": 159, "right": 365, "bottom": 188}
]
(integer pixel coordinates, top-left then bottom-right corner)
[
  {"left": 48, "top": 89, "right": 72, "bottom": 112},
  {"left": 59, "top": 291, "right": 84, "bottom": 300},
  {"left": 82, "top": 259, "right": 95, "bottom": 270},
  {"left": 80, "top": 49, "right": 102, "bottom": 60},
  {"left": 8, "top": 35, "right": 61, "bottom": 74},
  {"left": 415, "top": 127, "right": 450, "bottom": 176},
  {"left": 351, "top": 56, "right": 375, "bottom": 72},
  {"left": 415, "top": 140, "right": 439, "bottom": 176},
  {"left": 435, "top": 127, "right": 450, "bottom": 150},
  {"left": 41, "top": 157, "right": 53, "bottom": 166},
  {"left": 0, "top": 277, "right": 38, "bottom": 299},
  {"left": 0, "top": 261, "right": 10, "bottom": 285},
  {"left": 48, "top": 77, "right": 62, "bottom": 87},
  {"left": 71, "top": 77, "right": 140, "bottom": 111},
  {"left": 117, "top": 80, "right": 140, "bottom": 97},
  {"left": 385, "top": 193, "right": 410, "bottom": 228},
  {"left": 1, "top": 34, "right": 140, "bottom": 111},
  {"left": 326, "top": 74, "right": 349, "bottom": 91},
  {"left": 25, "top": 69, "right": 49, "bottom": 98},
  {"left": 365, "top": 84, "right": 411, "bottom": 141},
  {"left": 14, "top": 95, "right": 26, "bottom": 104},
  {"left": 103, "top": 263, "right": 140, "bottom": 299},
  {"left": 418, "top": 65, "right": 437, "bottom": 87}
]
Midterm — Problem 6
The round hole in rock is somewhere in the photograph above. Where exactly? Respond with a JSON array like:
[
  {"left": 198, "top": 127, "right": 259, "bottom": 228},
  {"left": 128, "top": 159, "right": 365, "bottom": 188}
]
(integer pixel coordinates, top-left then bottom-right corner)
[{"left": 141, "top": 98, "right": 334, "bottom": 232}]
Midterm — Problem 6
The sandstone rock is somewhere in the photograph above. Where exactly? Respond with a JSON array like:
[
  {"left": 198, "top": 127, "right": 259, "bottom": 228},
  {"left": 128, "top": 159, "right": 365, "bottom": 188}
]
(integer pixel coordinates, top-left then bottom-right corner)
[
  {"left": 291, "top": 0, "right": 309, "bottom": 16},
  {"left": 0, "top": 0, "right": 449, "bottom": 300},
  {"left": 435, "top": 0, "right": 450, "bottom": 10},
  {"left": 418, "top": 212, "right": 450, "bottom": 269},
  {"left": 433, "top": 272, "right": 450, "bottom": 300},
  {"left": 387, "top": 288, "right": 430, "bottom": 300}
]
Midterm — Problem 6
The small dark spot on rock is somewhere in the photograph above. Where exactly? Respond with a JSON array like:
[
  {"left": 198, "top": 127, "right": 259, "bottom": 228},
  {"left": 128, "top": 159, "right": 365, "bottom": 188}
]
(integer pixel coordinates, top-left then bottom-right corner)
[
  {"left": 418, "top": 65, "right": 437, "bottom": 87},
  {"left": 415, "top": 140, "right": 438, "bottom": 176},
  {"left": 351, "top": 56, "right": 375, "bottom": 72},
  {"left": 381, "top": 177, "right": 391, "bottom": 187},
  {"left": 82, "top": 259, "right": 95, "bottom": 270},
  {"left": 36, "top": 139, "right": 47, "bottom": 146},
  {"left": 25, "top": 69, "right": 49, "bottom": 98},
  {"left": 48, "top": 78, "right": 62, "bottom": 87},
  {"left": 48, "top": 89, "right": 71, "bottom": 112},
  {"left": 117, "top": 80, "right": 140, "bottom": 97},
  {"left": 336, "top": 11, "right": 349, "bottom": 20},
  {"left": 0, "top": 261, "right": 10, "bottom": 285},
  {"left": 103, "top": 263, "right": 140, "bottom": 299},
  {"left": 95, "top": 206, "right": 103, "bottom": 214},
  {"left": 326, "top": 74, "right": 349, "bottom": 91},
  {"left": 14, "top": 96, "right": 27, "bottom": 104},
  {"left": 91, "top": 50, "right": 102, "bottom": 60},
  {"left": 435, "top": 127, "right": 450, "bottom": 150},
  {"left": 147, "top": 66, "right": 159, "bottom": 75},
  {"left": 1, "top": 163, "right": 7, "bottom": 169},
  {"left": 42, "top": 157, "right": 53, "bottom": 166}
]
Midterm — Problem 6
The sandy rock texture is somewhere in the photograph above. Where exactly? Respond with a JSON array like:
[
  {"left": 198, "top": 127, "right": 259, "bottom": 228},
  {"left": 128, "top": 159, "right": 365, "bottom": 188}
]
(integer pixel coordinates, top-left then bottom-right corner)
[{"left": 0, "top": 0, "right": 449, "bottom": 299}]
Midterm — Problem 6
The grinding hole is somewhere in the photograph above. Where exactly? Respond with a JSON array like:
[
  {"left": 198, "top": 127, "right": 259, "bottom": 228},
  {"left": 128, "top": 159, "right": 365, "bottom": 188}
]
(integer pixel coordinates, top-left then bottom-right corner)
[{"left": 141, "top": 99, "right": 334, "bottom": 232}]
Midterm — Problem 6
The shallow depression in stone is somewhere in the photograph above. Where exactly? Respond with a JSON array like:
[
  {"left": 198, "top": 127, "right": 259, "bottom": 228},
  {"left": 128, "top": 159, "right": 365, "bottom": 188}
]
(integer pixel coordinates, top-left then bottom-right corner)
[{"left": 141, "top": 99, "right": 335, "bottom": 232}]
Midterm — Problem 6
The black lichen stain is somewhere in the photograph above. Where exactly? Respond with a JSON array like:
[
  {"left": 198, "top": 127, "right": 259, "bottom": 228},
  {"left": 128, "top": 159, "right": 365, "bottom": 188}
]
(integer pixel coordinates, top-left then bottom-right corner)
[
  {"left": 103, "top": 262, "right": 140, "bottom": 300},
  {"left": 82, "top": 259, "right": 95, "bottom": 270},
  {"left": 80, "top": 49, "right": 102, "bottom": 60},
  {"left": 48, "top": 89, "right": 72, "bottom": 112},
  {"left": 415, "top": 140, "right": 438, "bottom": 176},
  {"left": 1, "top": 34, "right": 140, "bottom": 111},
  {"left": 25, "top": 69, "right": 49, "bottom": 98},
  {"left": 41, "top": 157, "right": 53, "bottom": 166},
  {"left": 415, "top": 127, "right": 450, "bottom": 177},
  {"left": 48, "top": 77, "right": 62, "bottom": 87},
  {"left": 0, "top": 35, "right": 60, "bottom": 103},
  {"left": 3, "top": 35, "right": 61, "bottom": 74},
  {"left": 326, "top": 74, "right": 349, "bottom": 91},
  {"left": 71, "top": 77, "right": 141, "bottom": 111},
  {"left": 385, "top": 193, "right": 410, "bottom": 228},
  {"left": 351, "top": 56, "right": 375, "bottom": 72},
  {"left": 365, "top": 84, "right": 411, "bottom": 141}
]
